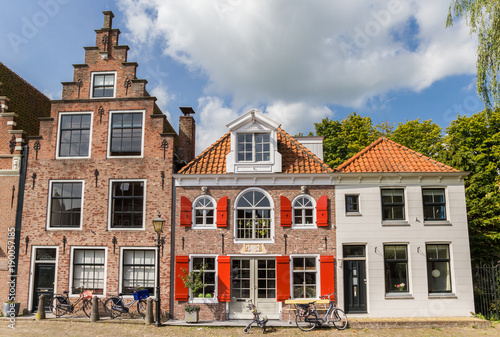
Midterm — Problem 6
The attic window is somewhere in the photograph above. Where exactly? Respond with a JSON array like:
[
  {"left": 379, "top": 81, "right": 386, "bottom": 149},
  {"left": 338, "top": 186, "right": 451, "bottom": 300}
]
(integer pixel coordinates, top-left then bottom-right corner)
[
  {"left": 91, "top": 72, "right": 116, "bottom": 98},
  {"left": 237, "top": 133, "right": 270, "bottom": 162}
]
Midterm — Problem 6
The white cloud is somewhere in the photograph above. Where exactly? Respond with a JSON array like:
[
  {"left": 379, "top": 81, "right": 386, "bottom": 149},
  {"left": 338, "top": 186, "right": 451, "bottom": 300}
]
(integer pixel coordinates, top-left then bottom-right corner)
[{"left": 150, "top": 83, "right": 174, "bottom": 122}]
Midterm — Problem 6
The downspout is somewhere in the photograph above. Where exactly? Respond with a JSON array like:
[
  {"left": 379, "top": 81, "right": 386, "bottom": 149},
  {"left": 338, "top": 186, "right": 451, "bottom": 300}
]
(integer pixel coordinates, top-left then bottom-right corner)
[
  {"left": 169, "top": 177, "right": 176, "bottom": 318},
  {"left": 12, "top": 144, "right": 28, "bottom": 296}
]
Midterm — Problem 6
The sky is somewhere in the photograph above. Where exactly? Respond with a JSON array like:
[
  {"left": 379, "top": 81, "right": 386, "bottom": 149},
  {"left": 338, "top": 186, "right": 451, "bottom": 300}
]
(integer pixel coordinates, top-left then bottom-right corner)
[{"left": 0, "top": 0, "right": 482, "bottom": 155}]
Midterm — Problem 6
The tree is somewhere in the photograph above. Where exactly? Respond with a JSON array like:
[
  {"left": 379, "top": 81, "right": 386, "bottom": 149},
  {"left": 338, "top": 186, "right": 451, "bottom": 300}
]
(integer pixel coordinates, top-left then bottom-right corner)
[
  {"left": 447, "top": 1, "right": 500, "bottom": 110},
  {"left": 388, "top": 119, "right": 444, "bottom": 158},
  {"left": 314, "top": 112, "right": 380, "bottom": 168},
  {"left": 441, "top": 108, "right": 500, "bottom": 263}
]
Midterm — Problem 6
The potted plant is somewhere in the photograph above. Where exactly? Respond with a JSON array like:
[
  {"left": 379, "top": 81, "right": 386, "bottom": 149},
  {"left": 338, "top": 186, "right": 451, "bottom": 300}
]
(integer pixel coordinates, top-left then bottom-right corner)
[
  {"left": 180, "top": 264, "right": 207, "bottom": 323},
  {"left": 3, "top": 300, "right": 20, "bottom": 317}
]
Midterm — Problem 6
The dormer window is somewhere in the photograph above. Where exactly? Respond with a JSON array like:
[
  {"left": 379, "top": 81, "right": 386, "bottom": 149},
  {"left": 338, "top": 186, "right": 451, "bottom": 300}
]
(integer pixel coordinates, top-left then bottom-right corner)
[
  {"left": 91, "top": 72, "right": 116, "bottom": 98},
  {"left": 237, "top": 133, "right": 270, "bottom": 162}
]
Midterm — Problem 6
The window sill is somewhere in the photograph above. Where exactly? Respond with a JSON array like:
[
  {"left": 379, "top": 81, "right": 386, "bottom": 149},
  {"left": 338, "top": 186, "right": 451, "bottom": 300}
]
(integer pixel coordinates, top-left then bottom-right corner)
[
  {"left": 424, "top": 221, "right": 452, "bottom": 226},
  {"left": 108, "top": 227, "right": 145, "bottom": 231},
  {"left": 191, "top": 226, "right": 217, "bottom": 230},
  {"left": 385, "top": 293, "right": 414, "bottom": 300},
  {"left": 56, "top": 156, "right": 91, "bottom": 160},
  {"left": 428, "top": 293, "right": 457, "bottom": 299},
  {"left": 291, "top": 226, "right": 318, "bottom": 230},
  {"left": 47, "top": 227, "right": 82, "bottom": 231},
  {"left": 192, "top": 298, "right": 218, "bottom": 304},
  {"left": 345, "top": 212, "right": 362, "bottom": 217},
  {"left": 382, "top": 221, "right": 409, "bottom": 226}
]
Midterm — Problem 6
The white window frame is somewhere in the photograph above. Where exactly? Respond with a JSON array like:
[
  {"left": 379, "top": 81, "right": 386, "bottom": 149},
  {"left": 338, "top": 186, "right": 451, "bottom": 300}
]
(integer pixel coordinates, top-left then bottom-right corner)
[
  {"left": 55, "top": 111, "right": 93, "bottom": 159},
  {"left": 233, "top": 188, "right": 275, "bottom": 244},
  {"left": 108, "top": 179, "right": 147, "bottom": 231},
  {"left": 107, "top": 110, "right": 145, "bottom": 158},
  {"left": 90, "top": 71, "right": 117, "bottom": 99},
  {"left": 118, "top": 247, "right": 157, "bottom": 298},
  {"left": 189, "top": 254, "right": 218, "bottom": 304},
  {"left": 46, "top": 180, "right": 85, "bottom": 231},
  {"left": 192, "top": 195, "right": 217, "bottom": 229},
  {"left": 381, "top": 187, "right": 408, "bottom": 225},
  {"left": 69, "top": 246, "right": 107, "bottom": 297},
  {"left": 425, "top": 241, "right": 455, "bottom": 296},
  {"left": 290, "top": 254, "right": 319, "bottom": 299},
  {"left": 383, "top": 242, "right": 413, "bottom": 298},
  {"left": 291, "top": 194, "right": 317, "bottom": 229},
  {"left": 422, "top": 187, "right": 451, "bottom": 225},
  {"left": 236, "top": 132, "right": 271, "bottom": 163},
  {"left": 345, "top": 193, "right": 361, "bottom": 216},
  {"left": 28, "top": 246, "right": 59, "bottom": 311}
]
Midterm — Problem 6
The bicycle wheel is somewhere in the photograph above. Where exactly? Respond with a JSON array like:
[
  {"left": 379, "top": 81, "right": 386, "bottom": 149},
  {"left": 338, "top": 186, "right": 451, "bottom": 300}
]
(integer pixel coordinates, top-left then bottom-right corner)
[
  {"left": 243, "top": 324, "right": 251, "bottom": 333},
  {"left": 331, "top": 308, "right": 348, "bottom": 330},
  {"left": 49, "top": 295, "right": 65, "bottom": 318},
  {"left": 296, "top": 313, "right": 317, "bottom": 331},
  {"left": 82, "top": 298, "right": 92, "bottom": 318},
  {"left": 261, "top": 322, "right": 266, "bottom": 334},
  {"left": 137, "top": 299, "right": 147, "bottom": 318},
  {"left": 104, "top": 297, "right": 121, "bottom": 319}
]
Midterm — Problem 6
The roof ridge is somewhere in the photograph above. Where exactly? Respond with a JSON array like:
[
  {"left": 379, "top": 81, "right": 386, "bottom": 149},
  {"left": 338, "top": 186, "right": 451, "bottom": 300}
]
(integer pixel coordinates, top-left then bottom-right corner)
[
  {"left": 335, "top": 137, "right": 384, "bottom": 172},
  {"left": 278, "top": 128, "right": 334, "bottom": 173},
  {"left": 178, "top": 132, "right": 230, "bottom": 174}
]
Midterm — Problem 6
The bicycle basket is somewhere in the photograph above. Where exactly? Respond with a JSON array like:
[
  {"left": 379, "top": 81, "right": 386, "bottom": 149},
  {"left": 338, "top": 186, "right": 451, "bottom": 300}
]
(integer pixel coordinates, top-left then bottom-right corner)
[
  {"left": 133, "top": 289, "right": 149, "bottom": 300},
  {"left": 296, "top": 304, "right": 310, "bottom": 317},
  {"left": 82, "top": 290, "right": 93, "bottom": 299}
]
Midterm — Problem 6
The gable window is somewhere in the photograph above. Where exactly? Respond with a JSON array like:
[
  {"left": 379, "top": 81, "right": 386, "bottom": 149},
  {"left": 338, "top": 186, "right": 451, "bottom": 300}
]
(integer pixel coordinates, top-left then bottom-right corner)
[
  {"left": 122, "top": 249, "right": 155, "bottom": 295},
  {"left": 426, "top": 244, "right": 452, "bottom": 293},
  {"left": 110, "top": 180, "right": 145, "bottom": 229},
  {"left": 92, "top": 73, "right": 115, "bottom": 98},
  {"left": 237, "top": 133, "right": 270, "bottom": 162},
  {"left": 109, "top": 112, "right": 144, "bottom": 157},
  {"left": 384, "top": 245, "right": 408, "bottom": 293},
  {"left": 423, "top": 188, "right": 446, "bottom": 221},
  {"left": 193, "top": 196, "right": 215, "bottom": 229},
  {"left": 235, "top": 189, "right": 272, "bottom": 241},
  {"left": 345, "top": 195, "right": 359, "bottom": 213},
  {"left": 48, "top": 181, "right": 83, "bottom": 229},
  {"left": 293, "top": 195, "right": 315, "bottom": 227},
  {"left": 381, "top": 189, "right": 405, "bottom": 220},
  {"left": 57, "top": 113, "right": 92, "bottom": 158},
  {"left": 292, "top": 256, "right": 317, "bottom": 298},
  {"left": 191, "top": 256, "right": 216, "bottom": 302},
  {"left": 72, "top": 249, "right": 105, "bottom": 295}
]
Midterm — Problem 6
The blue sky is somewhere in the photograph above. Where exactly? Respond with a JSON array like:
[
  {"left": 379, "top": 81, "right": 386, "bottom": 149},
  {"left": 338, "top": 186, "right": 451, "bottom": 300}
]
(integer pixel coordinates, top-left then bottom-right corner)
[{"left": 0, "top": 0, "right": 481, "bottom": 154}]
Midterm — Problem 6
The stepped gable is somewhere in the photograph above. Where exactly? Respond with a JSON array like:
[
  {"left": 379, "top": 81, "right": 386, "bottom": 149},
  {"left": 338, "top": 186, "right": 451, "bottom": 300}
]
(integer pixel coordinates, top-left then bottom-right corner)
[
  {"left": 178, "top": 128, "right": 333, "bottom": 174},
  {"left": 335, "top": 137, "right": 459, "bottom": 173}
]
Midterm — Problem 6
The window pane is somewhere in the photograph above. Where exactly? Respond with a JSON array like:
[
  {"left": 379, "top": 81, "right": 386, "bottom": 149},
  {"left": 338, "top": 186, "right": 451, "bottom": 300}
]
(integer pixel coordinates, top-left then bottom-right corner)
[
  {"left": 110, "top": 113, "right": 143, "bottom": 156},
  {"left": 426, "top": 244, "right": 451, "bottom": 293}
]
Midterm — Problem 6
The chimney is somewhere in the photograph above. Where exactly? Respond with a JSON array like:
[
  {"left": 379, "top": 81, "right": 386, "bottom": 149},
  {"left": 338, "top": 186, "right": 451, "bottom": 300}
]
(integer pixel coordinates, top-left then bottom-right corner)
[
  {"left": 179, "top": 107, "right": 196, "bottom": 162},
  {"left": 103, "top": 11, "right": 114, "bottom": 29},
  {"left": 295, "top": 136, "right": 324, "bottom": 161}
]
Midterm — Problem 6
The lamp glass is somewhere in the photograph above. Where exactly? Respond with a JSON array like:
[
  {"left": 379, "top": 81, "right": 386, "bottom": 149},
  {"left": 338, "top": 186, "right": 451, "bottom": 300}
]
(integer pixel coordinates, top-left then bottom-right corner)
[{"left": 153, "top": 215, "right": 165, "bottom": 233}]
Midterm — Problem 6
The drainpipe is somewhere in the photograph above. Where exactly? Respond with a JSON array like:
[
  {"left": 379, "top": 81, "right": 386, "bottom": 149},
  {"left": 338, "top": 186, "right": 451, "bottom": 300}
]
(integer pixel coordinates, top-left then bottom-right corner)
[
  {"left": 169, "top": 177, "right": 176, "bottom": 318},
  {"left": 12, "top": 144, "right": 28, "bottom": 296}
]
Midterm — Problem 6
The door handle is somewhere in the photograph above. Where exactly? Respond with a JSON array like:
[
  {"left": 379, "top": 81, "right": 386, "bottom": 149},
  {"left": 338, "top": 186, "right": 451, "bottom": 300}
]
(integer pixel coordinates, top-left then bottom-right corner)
[{"left": 364, "top": 279, "right": 367, "bottom": 285}]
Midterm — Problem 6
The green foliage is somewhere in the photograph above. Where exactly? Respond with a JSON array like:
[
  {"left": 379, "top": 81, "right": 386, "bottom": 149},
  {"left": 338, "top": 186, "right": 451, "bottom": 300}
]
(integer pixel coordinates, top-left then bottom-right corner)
[
  {"left": 314, "top": 112, "right": 380, "bottom": 168},
  {"left": 441, "top": 109, "right": 500, "bottom": 263},
  {"left": 447, "top": 0, "right": 500, "bottom": 110},
  {"left": 180, "top": 264, "right": 208, "bottom": 310},
  {"left": 388, "top": 118, "right": 444, "bottom": 158}
]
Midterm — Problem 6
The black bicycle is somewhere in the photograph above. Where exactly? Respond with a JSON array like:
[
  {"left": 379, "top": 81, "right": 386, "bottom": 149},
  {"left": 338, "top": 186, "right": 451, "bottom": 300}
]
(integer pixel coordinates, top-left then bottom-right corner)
[
  {"left": 295, "top": 293, "right": 348, "bottom": 331},
  {"left": 49, "top": 288, "right": 93, "bottom": 318},
  {"left": 104, "top": 289, "right": 149, "bottom": 319},
  {"left": 243, "top": 300, "right": 268, "bottom": 334}
]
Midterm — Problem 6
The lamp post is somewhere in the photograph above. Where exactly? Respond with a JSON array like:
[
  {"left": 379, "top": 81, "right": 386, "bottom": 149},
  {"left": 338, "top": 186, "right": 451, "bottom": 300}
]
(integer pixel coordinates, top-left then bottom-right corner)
[{"left": 153, "top": 213, "right": 165, "bottom": 327}]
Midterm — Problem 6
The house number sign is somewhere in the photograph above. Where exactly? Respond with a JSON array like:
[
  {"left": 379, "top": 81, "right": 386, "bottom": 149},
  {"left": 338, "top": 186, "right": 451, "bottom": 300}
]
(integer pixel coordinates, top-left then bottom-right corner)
[{"left": 241, "top": 244, "right": 267, "bottom": 254}]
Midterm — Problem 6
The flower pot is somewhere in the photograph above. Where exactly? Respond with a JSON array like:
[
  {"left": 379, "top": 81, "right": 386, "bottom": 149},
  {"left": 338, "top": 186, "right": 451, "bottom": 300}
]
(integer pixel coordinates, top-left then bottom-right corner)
[
  {"left": 3, "top": 302, "right": 20, "bottom": 317},
  {"left": 185, "top": 310, "right": 199, "bottom": 323}
]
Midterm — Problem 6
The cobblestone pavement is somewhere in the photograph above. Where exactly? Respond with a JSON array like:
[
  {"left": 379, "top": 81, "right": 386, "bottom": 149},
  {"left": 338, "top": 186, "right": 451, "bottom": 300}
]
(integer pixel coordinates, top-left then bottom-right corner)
[{"left": 1, "top": 320, "right": 499, "bottom": 336}]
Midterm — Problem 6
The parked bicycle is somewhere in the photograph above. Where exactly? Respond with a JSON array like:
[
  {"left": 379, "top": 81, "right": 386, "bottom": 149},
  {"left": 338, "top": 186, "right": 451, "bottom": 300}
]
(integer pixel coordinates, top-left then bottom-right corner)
[
  {"left": 104, "top": 289, "right": 149, "bottom": 319},
  {"left": 243, "top": 299, "right": 268, "bottom": 334},
  {"left": 49, "top": 287, "right": 93, "bottom": 318},
  {"left": 295, "top": 293, "right": 348, "bottom": 331}
]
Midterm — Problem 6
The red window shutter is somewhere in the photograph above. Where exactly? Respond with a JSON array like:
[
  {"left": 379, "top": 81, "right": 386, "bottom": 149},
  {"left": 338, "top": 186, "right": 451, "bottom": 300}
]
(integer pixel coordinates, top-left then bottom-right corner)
[
  {"left": 217, "top": 196, "right": 228, "bottom": 227},
  {"left": 174, "top": 256, "right": 189, "bottom": 301},
  {"left": 180, "top": 196, "right": 192, "bottom": 227},
  {"left": 276, "top": 256, "right": 290, "bottom": 301},
  {"left": 320, "top": 255, "right": 335, "bottom": 300},
  {"left": 218, "top": 256, "right": 231, "bottom": 302},
  {"left": 280, "top": 196, "right": 292, "bottom": 227},
  {"left": 316, "top": 195, "right": 328, "bottom": 227}
]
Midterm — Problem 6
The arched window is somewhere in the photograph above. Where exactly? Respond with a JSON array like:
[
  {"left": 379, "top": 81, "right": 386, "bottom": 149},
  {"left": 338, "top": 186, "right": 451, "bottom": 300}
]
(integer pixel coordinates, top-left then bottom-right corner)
[
  {"left": 235, "top": 189, "right": 273, "bottom": 241},
  {"left": 293, "top": 195, "right": 315, "bottom": 228},
  {"left": 192, "top": 196, "right": 216, "bottom": 229}
]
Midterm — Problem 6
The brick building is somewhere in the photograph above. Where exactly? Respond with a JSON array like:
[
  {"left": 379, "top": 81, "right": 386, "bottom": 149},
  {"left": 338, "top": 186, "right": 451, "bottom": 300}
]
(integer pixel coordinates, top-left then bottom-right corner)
[
  {"left": 0, "top": 63, "right": 50, "bottom": 305},
  {"left": 172, "top": 109, "right": 336, "bottom": 320},
  {"left": 16, "top": 12, "right": 181, "bottom": 314}
]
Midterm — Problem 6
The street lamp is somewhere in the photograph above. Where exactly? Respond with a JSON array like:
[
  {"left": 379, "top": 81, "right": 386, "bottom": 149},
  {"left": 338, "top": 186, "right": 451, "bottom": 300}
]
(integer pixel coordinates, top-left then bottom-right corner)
[{"left": 153, "top": 213, "right": 165, "bottom": 327}]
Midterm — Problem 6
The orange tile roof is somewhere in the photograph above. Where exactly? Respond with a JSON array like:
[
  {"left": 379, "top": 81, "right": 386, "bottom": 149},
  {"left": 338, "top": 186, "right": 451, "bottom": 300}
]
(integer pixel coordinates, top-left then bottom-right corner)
[
  {"left": 335, "top": 137, "right": 460, "bottom": 173},
  {"left": 178, "top": 128, "right": 333, "bottom": 174}
]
